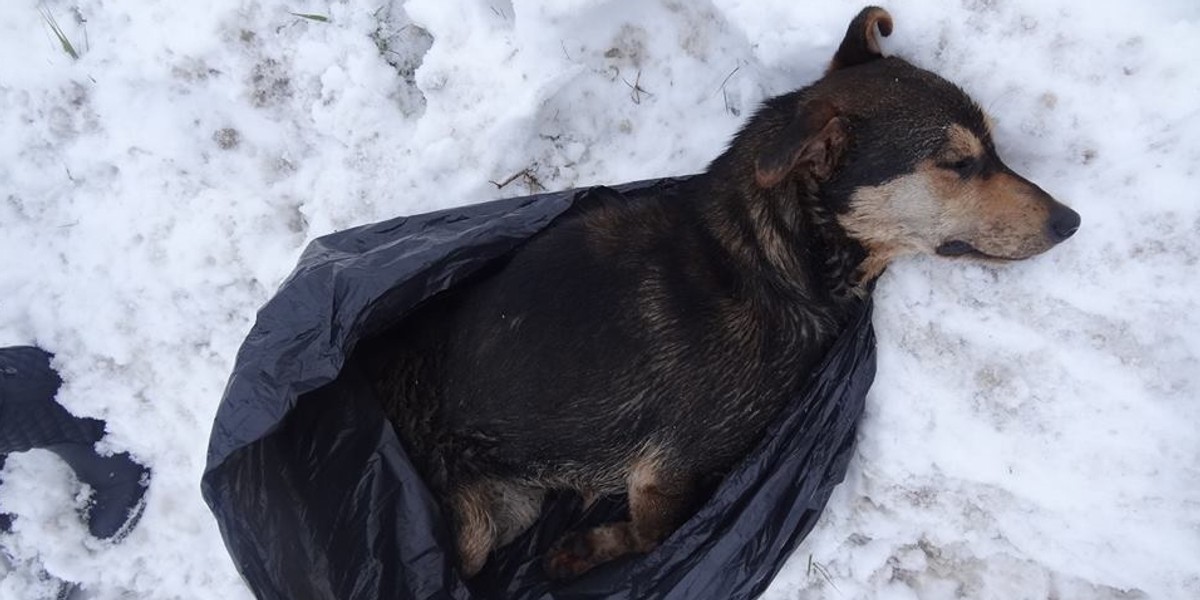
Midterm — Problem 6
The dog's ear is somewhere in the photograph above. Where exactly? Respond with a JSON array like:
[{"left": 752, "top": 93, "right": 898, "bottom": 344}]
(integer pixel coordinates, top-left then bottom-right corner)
[
  {"left": 754, "top": 99, "right": 848, "bottom": 188},
  {"left": 828, "top": 6, "right": 893, "bottom": 72}
]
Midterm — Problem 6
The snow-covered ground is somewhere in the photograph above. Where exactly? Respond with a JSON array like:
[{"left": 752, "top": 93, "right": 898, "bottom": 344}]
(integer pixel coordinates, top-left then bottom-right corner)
[{"left": 1, "top": 0, "right": 1197, "bottom": 598}]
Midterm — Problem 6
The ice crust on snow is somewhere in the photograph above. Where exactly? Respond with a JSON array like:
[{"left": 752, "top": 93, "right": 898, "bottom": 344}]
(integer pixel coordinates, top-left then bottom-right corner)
[{"left": 1, "top": 0, "right": 1197, "bottom": 598}]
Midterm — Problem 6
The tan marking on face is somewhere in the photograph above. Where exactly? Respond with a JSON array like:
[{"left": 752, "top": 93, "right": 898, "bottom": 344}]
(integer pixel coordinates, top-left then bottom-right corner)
[
  {"left": 838, "top": 159, "right": 1059, "bottom": 276},
  {"left": 945, "top": 124, "right": 984, "bottom": 160},
  {"left": 982, "top": 112, "right": 996, "bottom": 137},
  {"left": 837, "top": 169, "right": 946, "bottom": 277},
  {"left": 932, "top": 164, "right": 1058, "bottom": 259}
]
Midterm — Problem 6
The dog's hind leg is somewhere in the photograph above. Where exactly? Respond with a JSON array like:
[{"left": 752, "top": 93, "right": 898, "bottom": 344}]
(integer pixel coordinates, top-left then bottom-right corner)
[
  {"left": 490, "top": 481, "right": 545, "bottom": 548},
  {"left": 544, "top": 454, "right": 696, "bottom": 578},
  {"left": 449, "top": 483, "right": 496, "bottom": 578},
  {"left": 450, "top": 479, "right": 544, "bottom": 577}
]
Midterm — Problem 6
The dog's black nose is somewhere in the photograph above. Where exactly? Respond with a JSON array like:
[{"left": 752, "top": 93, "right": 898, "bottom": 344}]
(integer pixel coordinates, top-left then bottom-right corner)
[{"left": 1047, "top": 204, "right": 1081, "bottom": 242}]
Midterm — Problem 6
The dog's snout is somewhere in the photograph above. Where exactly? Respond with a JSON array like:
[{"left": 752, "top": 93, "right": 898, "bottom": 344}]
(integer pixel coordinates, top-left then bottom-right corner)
[{"left": 1047, "top": 203, "right": 1081, "bottom": 242}]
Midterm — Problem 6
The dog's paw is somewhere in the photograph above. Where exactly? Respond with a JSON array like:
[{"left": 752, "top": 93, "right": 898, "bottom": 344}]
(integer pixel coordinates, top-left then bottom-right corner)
[{"left": 543, "top": 532, "right": 596, "bottom": 579}]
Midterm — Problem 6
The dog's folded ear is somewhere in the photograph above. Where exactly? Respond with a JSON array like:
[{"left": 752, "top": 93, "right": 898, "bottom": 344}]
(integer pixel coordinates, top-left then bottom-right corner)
[
  {"left": 754, "top": 99, "right": 849, "bottom": 188},
  {"left": 828, "top": 6, "right": 893, "bottom": 72}
]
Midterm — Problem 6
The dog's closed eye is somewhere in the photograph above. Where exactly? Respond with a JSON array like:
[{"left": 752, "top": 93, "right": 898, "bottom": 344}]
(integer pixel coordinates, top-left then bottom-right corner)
[
  {"left": 936, "top": 123, "right": 992, "bottom": 179},
  {"left": 939, "top": 156, "right": 980, "bottom": 178}
]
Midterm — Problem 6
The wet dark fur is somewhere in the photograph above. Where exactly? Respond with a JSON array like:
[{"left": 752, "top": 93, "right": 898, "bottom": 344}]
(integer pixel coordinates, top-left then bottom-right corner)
[{"left": 356, "top": 6, "right": 1079, "bottom": 579}]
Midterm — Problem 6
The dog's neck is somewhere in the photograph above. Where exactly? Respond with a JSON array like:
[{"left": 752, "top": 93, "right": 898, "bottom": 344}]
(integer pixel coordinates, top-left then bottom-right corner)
[{"left": 697, "top": 169, "right": 878, "bottom": 307}]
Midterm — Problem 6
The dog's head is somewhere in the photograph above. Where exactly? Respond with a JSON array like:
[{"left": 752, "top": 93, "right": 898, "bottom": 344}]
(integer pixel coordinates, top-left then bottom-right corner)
[{"left": 753, "top": 6, "right": 1079, "bottom": 276}]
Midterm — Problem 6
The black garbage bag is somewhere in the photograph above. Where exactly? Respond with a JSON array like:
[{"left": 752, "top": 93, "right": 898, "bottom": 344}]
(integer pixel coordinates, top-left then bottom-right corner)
[{"left": 201, "top": 177, "right": 877, "bottom": 600}]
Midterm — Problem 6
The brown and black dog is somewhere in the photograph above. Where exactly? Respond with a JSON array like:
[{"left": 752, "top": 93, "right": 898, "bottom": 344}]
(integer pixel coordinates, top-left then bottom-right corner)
[{"left": 359, "top": 6, "right": 1080, "bottom": 580}]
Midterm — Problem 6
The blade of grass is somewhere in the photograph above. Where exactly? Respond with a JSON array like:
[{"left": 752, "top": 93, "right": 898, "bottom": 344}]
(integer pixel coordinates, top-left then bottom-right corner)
[
  {"left": 39, "top": 6, "right": 79, "bottom": 60},
  {"left": 290, "top": 12, "right": 330, "bottom": 23}
]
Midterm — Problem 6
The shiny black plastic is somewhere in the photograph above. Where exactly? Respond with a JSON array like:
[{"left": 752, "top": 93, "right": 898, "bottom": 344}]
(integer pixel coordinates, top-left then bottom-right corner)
[{"left": 202, "top": 178, "right": 876, "bottom": 599}]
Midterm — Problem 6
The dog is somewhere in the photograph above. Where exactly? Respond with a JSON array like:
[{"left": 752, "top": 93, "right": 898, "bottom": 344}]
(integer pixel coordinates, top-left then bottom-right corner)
[{"left": 356, "top": 6, "right": 1080, "bottom": 580}]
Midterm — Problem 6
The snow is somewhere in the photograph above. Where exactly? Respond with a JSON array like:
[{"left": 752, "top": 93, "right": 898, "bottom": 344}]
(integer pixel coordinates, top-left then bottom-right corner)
[{"left": 1, "top": 0, "right": 1197, "bottom": 598}]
